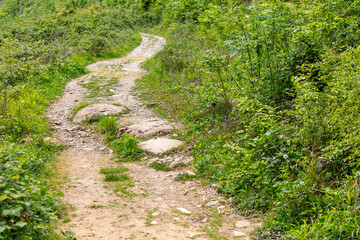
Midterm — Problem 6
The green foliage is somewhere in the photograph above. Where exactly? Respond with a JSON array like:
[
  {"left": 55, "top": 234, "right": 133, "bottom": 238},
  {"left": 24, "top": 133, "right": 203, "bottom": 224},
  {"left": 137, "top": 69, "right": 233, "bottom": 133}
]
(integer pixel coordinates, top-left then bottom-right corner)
[
  {"left": 110, "top": 134, "right": 144, "bottom": 162},
  {"left": 2, "top": 0, "right": 360, "bottom": 238},
  {"left": 97, "top": 115, "right": 118, "bottom": 142},
  {"left": 137, "top": 0, "right": 360, "bottom": 238},
  {"left": 104, "top": 173, "right": 129, "bottom": 182},
  {"left": 174, "top": 172, "right": 196, "bottom": 182},
  {"left": 0, "top": 138, "right": 61, "bottom": 239},
  {"left": 0, "top": 0, "right": 141, "bottom": 238},
  {"left": 100, "top": 167, "right": 128, "bottom": 174},
  {"left": 150, "top": 162, "right": 172, "bottom": 172}
]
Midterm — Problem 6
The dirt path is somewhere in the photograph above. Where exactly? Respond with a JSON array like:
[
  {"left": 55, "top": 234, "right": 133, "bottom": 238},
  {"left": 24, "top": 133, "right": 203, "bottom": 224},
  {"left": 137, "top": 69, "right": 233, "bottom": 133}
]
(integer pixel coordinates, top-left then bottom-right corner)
[{"left": 46, "top": 33, "right": 260, "bottom": 240}]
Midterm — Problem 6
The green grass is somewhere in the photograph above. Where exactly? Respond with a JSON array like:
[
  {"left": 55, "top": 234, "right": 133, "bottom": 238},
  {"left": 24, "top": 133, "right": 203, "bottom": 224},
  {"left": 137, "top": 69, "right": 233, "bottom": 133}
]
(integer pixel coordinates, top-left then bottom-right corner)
[
  {"left": 110, "top": 134, "right": 144, "bottom": 162},
  {"left": 2, "top": 0, "right": 360, "bottom": 238},
  {"left": 100, "top": 167, "right": 129, "bottom": 174},
  {"left": 149, "top": 162, "right": 172, "bottom": 172},
  {"left": 80, "top": 76, "right": 119, "bottom": 99},
  {"left": 104, "top": 173, "right": 130, "bottom": 182},
  {"left": 100, "top": 167, "right": 130, "bottom": 182},
  {"left": 97, "top": 115, "right": 118, "bottom": 142},
  {"left": 0, "top": 0, "right": 142, "bottom": 237}
]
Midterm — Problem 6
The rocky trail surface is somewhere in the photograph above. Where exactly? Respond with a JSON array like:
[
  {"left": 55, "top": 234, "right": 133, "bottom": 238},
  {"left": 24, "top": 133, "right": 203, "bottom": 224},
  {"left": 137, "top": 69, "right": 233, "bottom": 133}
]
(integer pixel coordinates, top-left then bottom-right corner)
[{"left": 46, "top": 33, "right": 260, "bottom": 240}]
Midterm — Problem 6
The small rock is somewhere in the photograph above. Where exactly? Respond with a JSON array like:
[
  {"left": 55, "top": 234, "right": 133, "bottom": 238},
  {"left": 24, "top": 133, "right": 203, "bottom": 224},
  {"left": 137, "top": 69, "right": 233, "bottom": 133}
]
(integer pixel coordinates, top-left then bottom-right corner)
[
  {"left": 54, "top": 120, "right": 61, "bottom": 125},
  {"left": 99, "top": 146, "right": 106, "bottom": 151},
  {"left": 73, "top": 104, "right": 127, "bottom": 123},
  {"left": 150, "top": 221, "right": 157, "bottom": 225},
  {"left": 173, "top": 217, "right": 180, "bottom": 221},
  {"left": 185, "top": 170, "right": 196, "bottom": 176},
  {"left": 188, "top": 232, "right": 196, "bottom": 238},
  {"left": 201, "top": 217, "right": 209, "bottom": 223},
  {"left": 205, "top": 200, "right": 220, "bottom": 207},
  {"left": 169, "top": 158, "right": 183, "bottom": 169},
  {"left": 139, "top": 138, "right": 183, "bottom": 154},
  {"left": 147, "top": 157, "right": 159, "bottom": 166},
  {"left": 182, "top": 156, "right": 194, "bottom": 164},
  {"left": 233, "top": 231, "right": 246, "bottom": 237},
  {"left": 184, "top": 190, "right": 188, "bottom": 196},
  {"left": 176, "top": 208, "right": 192, "bottom": 214},
  {"left": 151, "top": 212, "right": 161, "bottom": 217},
  {"left": 211, "top": 184, "right": 218, "bottom": 188},
  {"left": 217, "top": 206, "right": 225, "bottom": 214},
  {"left": 236, "top": 220, "right": 251, "bottom": 228}
]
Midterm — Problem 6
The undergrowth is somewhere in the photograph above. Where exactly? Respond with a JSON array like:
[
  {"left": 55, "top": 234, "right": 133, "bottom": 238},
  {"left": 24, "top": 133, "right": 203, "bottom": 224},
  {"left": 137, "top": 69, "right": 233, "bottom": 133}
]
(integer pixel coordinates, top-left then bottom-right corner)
[
  {"left": 2, "top": 0, "right": 360, "bottom": 238},
  {"left": 0, "top": 0, "right": 143, "bottom": 238},
  {"left": 136, "top": 0, "right": 360, "bottom": 238}
]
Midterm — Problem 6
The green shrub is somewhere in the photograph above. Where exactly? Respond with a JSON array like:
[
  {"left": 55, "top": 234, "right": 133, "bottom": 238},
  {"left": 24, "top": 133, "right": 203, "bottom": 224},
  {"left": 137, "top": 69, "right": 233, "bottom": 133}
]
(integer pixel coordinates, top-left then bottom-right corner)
[
  {"left": 110, "top": 134, "right": 144, "bottom": 162},
  {"left": 137, "top": 0, "right": 360, "bottom": 238},
  {"left": 97, "top": 115, "right": 118, "bottom": 142}
]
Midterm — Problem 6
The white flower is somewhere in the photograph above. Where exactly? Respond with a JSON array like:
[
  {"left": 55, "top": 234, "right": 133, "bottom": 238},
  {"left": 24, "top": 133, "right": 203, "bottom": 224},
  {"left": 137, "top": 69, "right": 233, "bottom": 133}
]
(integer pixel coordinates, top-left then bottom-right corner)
[{"left": 283, "top": 154, "right": 289, "bottom": 159}]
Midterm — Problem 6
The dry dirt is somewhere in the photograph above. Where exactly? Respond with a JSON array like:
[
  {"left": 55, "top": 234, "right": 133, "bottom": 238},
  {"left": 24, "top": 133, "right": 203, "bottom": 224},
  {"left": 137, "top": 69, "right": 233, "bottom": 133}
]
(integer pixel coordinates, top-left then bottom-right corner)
[{"left": 46, "top": 33, "right": 260, "bottom": 240}]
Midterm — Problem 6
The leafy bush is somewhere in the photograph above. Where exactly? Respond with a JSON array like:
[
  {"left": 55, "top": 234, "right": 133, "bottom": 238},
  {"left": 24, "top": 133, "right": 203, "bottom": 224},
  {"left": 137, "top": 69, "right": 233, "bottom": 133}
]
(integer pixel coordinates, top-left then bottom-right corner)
[
  {"left": 137, "top": 0, "right": 360, "bottom": 238},
  {"left": 0, "top": 0, "right": 141, "bottom": 238},
  {"left": 0, "top": 139, "right": 61, "bottom": 238}
]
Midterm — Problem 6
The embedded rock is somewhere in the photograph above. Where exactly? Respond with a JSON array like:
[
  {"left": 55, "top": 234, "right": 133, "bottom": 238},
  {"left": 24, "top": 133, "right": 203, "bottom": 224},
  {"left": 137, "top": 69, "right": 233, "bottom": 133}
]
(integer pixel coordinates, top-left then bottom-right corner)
[
  {"left": 119, "top": 118, "right": 174, "bottom": 138},
  {"left": 236, "top": 220, "right": 251, "bottom": 228},
  {"left": 139, "top": 138, "right": 183, "bottom": 154},
  {"left": 169, "top": 158, "right": 184, "bottom": 169},
  {"left": 73, "top": 104, "right": 127, "bottom": 123},
  {"left": 205, "top": 200, "right": 221, "bottom": 207}
]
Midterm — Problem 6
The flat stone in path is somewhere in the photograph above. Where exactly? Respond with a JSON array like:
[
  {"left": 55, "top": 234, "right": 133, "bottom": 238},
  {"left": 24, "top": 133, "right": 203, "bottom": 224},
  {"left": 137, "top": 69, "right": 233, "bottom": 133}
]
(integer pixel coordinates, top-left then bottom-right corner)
[
  {"left": 73, "top": 104, "right": 127, "bottom": 123},
  {"left": 119, "top": 118, "right": 174, "bottom": 138},
  {"left": 139, "top": 138, "right": 183, "bottom": 154}
]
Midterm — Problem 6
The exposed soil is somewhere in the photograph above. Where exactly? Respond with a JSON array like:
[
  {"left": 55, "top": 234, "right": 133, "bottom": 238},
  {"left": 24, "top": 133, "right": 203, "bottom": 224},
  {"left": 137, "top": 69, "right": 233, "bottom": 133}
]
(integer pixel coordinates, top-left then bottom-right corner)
[{"left": 46, "top": 33, "right": 260, "bottom": 240}]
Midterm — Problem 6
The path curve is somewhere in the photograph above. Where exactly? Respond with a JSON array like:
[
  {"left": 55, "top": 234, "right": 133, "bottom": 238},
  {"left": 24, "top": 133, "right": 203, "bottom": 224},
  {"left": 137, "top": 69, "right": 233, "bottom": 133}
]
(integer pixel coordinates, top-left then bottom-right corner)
[{"left": 46, "top": 33, "right": 259, "bottom": 240}]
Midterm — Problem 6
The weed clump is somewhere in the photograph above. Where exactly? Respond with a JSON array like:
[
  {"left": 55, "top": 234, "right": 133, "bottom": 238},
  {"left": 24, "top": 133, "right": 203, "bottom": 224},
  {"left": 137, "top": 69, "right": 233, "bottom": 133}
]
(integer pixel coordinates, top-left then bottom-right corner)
[
  {"left": 97, "top": 115, "right": 118, "bottom": 142},
  {"left": 150, "top": 162, "right": 172, "bottom": 172},
  {"left": 104, "top": 173, "right": 130, "bottom": 182},
  {"left": 110, "top": 134, "right": 144, "bottom": 162}
]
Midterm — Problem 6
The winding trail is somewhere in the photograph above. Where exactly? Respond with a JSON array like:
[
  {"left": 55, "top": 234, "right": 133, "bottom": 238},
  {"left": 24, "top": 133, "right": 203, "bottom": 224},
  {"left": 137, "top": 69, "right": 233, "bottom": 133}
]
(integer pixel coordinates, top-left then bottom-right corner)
[{"left": 46, "top": 34, "right": 260, "bottom": 240}]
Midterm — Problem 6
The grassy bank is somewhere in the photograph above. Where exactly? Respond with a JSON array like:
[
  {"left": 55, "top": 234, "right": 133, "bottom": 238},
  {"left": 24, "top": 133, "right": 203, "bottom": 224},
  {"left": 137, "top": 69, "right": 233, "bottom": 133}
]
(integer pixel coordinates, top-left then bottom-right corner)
[
  {"left": 0, "top": 1, "right": 142, "bottom": 238},
  {"left": 137, "top": 0, "right": 360, "bottom": 238}
]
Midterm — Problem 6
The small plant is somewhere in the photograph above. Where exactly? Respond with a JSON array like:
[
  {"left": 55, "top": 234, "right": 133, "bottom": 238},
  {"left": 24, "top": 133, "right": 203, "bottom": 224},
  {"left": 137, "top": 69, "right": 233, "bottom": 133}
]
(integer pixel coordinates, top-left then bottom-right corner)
[
  {"left": 145, "top": 208, "right": 159, "bottom": 226},
  {"left": 110, "top": 134, "right": 144, "bottom": 162},
  {"left": 97, "top": 115, "right": 118, "bottom": 142},
  {"left": 104, "top": 173, "right": 130, "bottom": 182},
  {"left": 100, "top": 167, "right": 128, "bottom": 174},
  {"left": 150, "top": 162, "right": 172, "bottom": 172},
  {"left": 89, "top": 204, "right": 104, "bottom": 209},
  {"left": 100, "top": 167, "right": 130, "bottom": 182},
  {"left": 175, "top": 173, "right": 196, "bottom": 182},
  {"left": 62, "top": 231, "right": 77, "bottom": 240}
]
